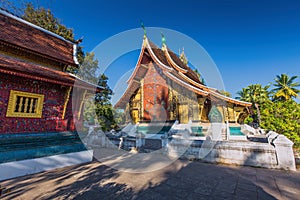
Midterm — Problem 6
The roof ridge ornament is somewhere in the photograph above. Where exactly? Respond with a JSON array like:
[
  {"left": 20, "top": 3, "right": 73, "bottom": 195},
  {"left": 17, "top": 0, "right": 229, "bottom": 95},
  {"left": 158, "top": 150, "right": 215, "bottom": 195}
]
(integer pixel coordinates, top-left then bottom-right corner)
[
  {"left": 179, "top": 47, "right": 188, "bottom": 65},
  {"left": 161, "top": 32, "right": 166, "bottom": 46},
  {"left": 140, "top": 20, "right": 147, "bottom": 39},
  {"left": 161, "top": 32, "right": 167, "bottom": 50}
]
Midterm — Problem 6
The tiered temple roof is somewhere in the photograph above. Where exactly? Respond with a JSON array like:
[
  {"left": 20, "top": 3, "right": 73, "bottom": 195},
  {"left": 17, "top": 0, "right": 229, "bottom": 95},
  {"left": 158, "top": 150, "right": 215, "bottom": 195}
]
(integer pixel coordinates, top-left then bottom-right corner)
[
  {"left": 0, "top": 9, "right": 98, "bottom": 90},
  {"left": 115, "top": 37, "right": 252, "bottom": 108}
]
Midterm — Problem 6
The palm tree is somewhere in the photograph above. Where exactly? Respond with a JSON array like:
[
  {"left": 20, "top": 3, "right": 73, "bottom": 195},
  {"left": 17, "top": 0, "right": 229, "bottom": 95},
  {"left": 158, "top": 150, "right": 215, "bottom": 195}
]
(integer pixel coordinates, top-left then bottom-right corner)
[
  {"left": 236, "top": 84, "right": 270, "bottom": 125},
  {"left": 236, "top": 88, "right": 250, "bottom": 101},
  {"left": 272, "top": 74, "right": 300, "bottom": 101}
]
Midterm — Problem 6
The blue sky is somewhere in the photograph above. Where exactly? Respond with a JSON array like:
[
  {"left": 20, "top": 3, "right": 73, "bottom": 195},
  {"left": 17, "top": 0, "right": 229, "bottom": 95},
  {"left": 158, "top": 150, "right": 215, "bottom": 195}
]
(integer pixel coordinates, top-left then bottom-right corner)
[{"left": 9, "top": 0, "right": 300, "bottom": 100}]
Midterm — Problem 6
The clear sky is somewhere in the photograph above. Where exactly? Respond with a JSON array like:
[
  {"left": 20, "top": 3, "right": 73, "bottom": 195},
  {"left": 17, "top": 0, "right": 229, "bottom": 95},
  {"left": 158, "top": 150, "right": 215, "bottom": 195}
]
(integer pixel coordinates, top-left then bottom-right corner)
[{"left": 9, "top": 0, "right": 300, "bottom": 100}]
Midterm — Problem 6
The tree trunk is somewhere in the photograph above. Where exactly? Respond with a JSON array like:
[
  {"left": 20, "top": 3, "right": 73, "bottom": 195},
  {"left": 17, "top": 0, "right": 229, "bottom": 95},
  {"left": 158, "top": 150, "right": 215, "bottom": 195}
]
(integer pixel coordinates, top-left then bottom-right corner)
[{"left": 254, "top": 103, "right": 261, "bottom": 126}]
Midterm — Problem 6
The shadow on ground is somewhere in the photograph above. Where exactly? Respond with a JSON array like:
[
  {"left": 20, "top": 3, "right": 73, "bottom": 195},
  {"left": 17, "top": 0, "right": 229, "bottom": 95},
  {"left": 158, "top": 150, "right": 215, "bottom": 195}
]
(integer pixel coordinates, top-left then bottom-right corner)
[{"left": 1, "top": 150, "right": 300, "bottom": 200}]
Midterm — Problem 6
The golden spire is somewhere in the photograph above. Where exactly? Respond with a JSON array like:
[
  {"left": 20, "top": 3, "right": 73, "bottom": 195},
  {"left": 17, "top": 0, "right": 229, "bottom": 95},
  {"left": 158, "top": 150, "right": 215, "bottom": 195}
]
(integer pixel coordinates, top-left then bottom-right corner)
[{"left": 179, "top": 47, "right": 188, "bottom": 65}]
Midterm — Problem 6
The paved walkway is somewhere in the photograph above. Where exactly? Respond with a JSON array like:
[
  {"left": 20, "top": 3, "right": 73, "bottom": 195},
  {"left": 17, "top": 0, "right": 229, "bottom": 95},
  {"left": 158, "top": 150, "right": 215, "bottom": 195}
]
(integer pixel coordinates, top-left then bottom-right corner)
[{"left": 0, "top": 158, "right": 299, "bottom": 199}]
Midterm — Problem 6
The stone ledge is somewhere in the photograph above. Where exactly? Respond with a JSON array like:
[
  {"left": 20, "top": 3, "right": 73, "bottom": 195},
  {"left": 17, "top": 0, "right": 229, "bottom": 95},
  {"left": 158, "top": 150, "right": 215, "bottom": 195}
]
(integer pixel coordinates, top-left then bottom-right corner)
[{"left": 0, "top": 150, "right": 93, "bottom": 181}]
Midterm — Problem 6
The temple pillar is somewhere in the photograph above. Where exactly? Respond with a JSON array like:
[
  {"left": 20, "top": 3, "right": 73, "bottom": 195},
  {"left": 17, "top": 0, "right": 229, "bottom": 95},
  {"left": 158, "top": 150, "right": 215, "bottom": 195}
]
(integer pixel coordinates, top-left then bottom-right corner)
[
  {"left": 198, "top": 97, "right": 206, "bottom": 122},
  {"left": 141, "top": 79, "right": 144, "bottom": 119},
  {"left": 125, "top": 103, "right": 131, "bottom": 123},
  {"left": 168, "top": 88, "right": 174, "bottom": 120},
  {"left": 233, "top": 107, "right": 245, "bottom": 124}
]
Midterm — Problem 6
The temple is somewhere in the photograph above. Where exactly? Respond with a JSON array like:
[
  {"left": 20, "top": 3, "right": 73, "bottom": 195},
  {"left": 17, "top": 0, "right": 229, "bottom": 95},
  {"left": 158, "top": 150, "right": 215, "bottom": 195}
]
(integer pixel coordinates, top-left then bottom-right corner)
[
  {"left": 115, "top": 36, "right": 252, "bottom": 125},
  {"left": 0, "top": 9, "right": 99, "bottom": 134}
]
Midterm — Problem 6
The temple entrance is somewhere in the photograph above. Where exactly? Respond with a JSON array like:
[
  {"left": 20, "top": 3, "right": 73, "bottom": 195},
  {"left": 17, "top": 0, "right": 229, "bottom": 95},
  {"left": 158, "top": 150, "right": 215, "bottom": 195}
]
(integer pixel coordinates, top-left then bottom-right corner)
[{"left": 179, "top": 104, "right": 188, "bottom": 123}]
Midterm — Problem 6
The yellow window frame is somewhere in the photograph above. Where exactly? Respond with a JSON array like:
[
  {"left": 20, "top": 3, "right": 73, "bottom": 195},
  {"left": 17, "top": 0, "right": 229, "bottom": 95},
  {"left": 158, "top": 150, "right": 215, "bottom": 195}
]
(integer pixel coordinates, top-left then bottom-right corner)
[{"left": 6, "top": 90, "right": 44, "bottom": 118}]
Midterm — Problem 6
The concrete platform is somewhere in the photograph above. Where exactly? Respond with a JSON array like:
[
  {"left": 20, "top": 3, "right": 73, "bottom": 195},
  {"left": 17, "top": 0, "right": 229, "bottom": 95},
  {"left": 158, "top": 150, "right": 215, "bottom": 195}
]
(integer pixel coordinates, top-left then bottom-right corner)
[
  {"left": 0, "top": 158, "right": 299, "bottom": 199},
  {"left": 0, "top": 150, "right": 93, "bottom": 181}
]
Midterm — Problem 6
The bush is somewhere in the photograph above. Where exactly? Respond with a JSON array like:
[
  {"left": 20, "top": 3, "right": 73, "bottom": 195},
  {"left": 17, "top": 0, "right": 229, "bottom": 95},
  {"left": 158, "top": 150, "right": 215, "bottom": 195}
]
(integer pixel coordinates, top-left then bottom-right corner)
[{"left": 259, "top": 100, "right": 300, "bottom": 147}]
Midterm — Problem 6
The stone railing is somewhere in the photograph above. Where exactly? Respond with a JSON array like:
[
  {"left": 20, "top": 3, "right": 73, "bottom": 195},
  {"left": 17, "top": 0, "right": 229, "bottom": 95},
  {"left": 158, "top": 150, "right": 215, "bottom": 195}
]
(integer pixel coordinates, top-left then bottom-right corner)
[
  {"left": 167, "top": 131, "right": 296, "bottom": 171},
  {"left": 84, "top": 126, "right": 296, "bottom": 171}
]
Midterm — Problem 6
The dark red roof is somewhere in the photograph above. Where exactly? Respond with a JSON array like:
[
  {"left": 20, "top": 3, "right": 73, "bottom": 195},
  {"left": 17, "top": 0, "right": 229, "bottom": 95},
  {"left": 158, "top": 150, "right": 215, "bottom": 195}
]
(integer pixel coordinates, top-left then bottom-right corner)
[
  {"left": 0, "top": 10, "right": 77, "bottom": 66},
  {"left": 166, "top": 48, "right": 203, "bottom": 84},
  {"left": 148, "top": 41, "right": 169, "bottom": 66},
  {"left": 0, "top": 53, "right": 98, "bottom": 91}
]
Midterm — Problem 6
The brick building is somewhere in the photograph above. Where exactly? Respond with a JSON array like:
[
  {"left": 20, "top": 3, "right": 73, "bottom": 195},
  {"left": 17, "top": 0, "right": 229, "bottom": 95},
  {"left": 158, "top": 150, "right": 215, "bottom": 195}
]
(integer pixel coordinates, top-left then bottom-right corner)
[{"left": 0, "top": 9, "right": 98, "bottom": 134}]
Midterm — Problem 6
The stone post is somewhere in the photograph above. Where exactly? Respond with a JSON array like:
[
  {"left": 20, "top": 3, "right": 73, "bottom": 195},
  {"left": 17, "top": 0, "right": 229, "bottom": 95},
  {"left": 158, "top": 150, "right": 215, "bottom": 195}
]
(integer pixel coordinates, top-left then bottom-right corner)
[
  {"left": 119, "top": 136, "right": 124, "bottom": 149},
  {"left": 267, "top": 131, "right": 278, "bottom": 144},
  {"left": 136, "top": 133, "right": 145, "bottom": 148},
  {"left": 226, "top": 121, "right": 230, "bottom": 141},
  {"left": 273, "top": 135, "right": 296, "bottom": 171},
  {"left": 161, "top": 134, "right": 168, "bottom": 151}
]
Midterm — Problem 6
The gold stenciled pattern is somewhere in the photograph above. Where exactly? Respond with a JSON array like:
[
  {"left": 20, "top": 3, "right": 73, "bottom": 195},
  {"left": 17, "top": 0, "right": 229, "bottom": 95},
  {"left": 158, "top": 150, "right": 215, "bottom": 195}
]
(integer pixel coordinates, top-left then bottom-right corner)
[{"left": 6, "top": 90, "right": 44, "bottom": 118}]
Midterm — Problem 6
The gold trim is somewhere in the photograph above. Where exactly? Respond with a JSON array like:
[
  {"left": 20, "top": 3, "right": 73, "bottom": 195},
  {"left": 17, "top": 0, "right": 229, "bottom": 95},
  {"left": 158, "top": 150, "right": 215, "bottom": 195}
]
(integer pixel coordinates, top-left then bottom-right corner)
[
  {"left": 78, "top": 90, "right": 87, "bottom": 120},
  {"left": 6, "top": 90, "right": 44, "bottom": 118},
  {"left": 141, "top": 79, "right": 144, "bottom": 119},
  {"left": 62, "top": 86, "right": 72, "bottom": 119}
]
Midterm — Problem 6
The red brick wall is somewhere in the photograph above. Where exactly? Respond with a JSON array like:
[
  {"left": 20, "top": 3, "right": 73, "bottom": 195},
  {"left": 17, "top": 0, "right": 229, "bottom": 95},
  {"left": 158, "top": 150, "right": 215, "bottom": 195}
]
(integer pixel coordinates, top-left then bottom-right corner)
[
  {"left": 0, "top": 73, "right": 78, "bottom": 134},
  {"left": 143, "top": 63, "right": 169, "bottom": 121}
]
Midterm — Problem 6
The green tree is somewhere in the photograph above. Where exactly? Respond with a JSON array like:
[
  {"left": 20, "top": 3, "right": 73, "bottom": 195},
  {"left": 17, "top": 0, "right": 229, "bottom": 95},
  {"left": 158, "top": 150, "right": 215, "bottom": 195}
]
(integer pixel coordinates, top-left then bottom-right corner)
[
  {"left": 219, "top": 90, "right": 232, "bottom": 97},
  {"left": 23, "top": 3, "right": 74, "bottom": 41},
  {"left": 78, "top": 54, "right": 117, "bottom": 131},
  {"left": 94, "top": 74, "right": 116, "bottom": 131},
  {"left": 272, "top": 74, "right": 300, "bottom": 101},
  {"left": 77, "top": 52, "right": 98, "bottom": 84},
  {"left": 236, "top": 84, "right": 270, "bottom": 125},
  {"left": 260, "top": 100, "right": 300, "bottom": 147},
  {"left": 95, "top": 74, "right": 113, "bottom": 105}
]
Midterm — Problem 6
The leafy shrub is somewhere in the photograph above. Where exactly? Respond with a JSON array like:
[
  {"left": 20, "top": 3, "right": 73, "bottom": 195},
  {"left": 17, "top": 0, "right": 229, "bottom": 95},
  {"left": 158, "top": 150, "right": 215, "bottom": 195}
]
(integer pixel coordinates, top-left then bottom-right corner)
[{"left": 260, "top": 100, "right": 300, "bottom": 147}]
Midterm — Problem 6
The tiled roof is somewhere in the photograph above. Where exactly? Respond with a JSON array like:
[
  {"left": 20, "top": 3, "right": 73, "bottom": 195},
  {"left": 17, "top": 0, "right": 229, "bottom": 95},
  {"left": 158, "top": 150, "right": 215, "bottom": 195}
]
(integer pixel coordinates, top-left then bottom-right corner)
[
  {"left": 0, "top": 53, "right": 98, "bottom": 90},
  {"left": 0, "top": 10, "right": 77, "bottom": 66},
  {"left": 148, "top": 41, "right": 169, "bottom": 66}
]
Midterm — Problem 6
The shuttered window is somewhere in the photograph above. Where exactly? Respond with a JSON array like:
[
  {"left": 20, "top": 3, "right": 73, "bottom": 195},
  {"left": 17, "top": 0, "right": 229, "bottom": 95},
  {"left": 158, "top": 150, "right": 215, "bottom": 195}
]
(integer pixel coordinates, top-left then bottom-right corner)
[{"left": 6, "top": 90, "right": 44, "bottom": 118}]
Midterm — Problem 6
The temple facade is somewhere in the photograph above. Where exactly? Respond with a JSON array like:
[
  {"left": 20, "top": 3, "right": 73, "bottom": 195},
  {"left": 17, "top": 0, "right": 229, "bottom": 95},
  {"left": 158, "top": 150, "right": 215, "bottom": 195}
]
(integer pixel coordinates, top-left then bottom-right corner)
[
  {"left": 115, "top": 36, "right": 252, "bottom": 124},
  {"left": 0, "top": 10, "right": 98, "bottom": 134}
]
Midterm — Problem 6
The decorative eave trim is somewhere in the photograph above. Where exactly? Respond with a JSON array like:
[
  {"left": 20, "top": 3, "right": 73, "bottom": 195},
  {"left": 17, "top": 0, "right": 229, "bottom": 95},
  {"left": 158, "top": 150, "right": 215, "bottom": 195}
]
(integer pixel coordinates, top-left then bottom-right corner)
[
  {"left": 210, "top": 90, "right": 252, "bottom": 107},
  {"left": 0, "top": 40, "right": 77, "bottom": 67},
  {"left": 164, "top": 71, "right": 209, "bottom": 96},
  {"left": 73, "top": 44, "right": 79, "bottom": 65},
  {"left": 0, "top": 68, "right": 73, "bottom": 86},
  {"left": 178, "top": 72, "right": 211, "bottom": 91},
  {"left": 127, "top": 39, "right": 147, "bottom": 84},
  {"left": 0, "top": 68, "right": 99, "bottom": 91},
  {"left": 68, "top": 73, "right": 103, "bottom": 89}
]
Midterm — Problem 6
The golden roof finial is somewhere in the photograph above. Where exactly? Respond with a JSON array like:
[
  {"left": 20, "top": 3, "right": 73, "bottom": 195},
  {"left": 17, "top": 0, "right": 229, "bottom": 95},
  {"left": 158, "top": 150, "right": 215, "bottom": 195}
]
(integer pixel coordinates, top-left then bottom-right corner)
[{"left": 179, "top": 47, "right": 188, "bottom": 65}]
